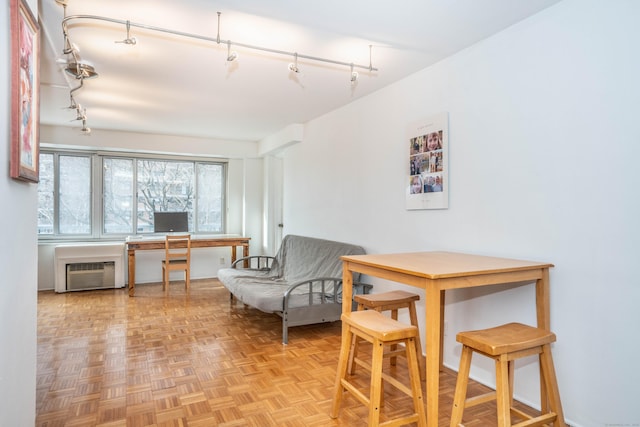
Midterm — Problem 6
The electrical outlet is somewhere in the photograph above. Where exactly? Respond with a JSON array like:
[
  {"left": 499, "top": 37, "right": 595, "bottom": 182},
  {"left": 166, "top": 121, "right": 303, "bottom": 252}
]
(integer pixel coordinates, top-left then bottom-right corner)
[{"left": 219, "top": 257, "right": 225, "bottom": 265}]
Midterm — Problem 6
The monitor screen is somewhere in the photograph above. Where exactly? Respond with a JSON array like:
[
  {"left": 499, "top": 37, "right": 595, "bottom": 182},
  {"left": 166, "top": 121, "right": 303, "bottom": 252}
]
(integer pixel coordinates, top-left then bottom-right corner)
[{"left": 153, "top": 212, "right": 188, "bottom": 233}]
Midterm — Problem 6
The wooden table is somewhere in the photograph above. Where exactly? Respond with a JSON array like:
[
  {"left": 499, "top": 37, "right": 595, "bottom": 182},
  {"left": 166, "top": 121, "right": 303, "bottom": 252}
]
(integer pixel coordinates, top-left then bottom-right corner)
[
  {"left": 126, "top": 236, "right": 250, "bottom": 296},
  {"left": 340, "top": 251, "right": 554, "bottom": 427}
]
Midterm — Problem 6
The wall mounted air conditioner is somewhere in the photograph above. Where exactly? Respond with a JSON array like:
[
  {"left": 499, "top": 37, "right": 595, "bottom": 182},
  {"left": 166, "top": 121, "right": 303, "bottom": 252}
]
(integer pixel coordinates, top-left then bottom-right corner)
[{"left": 54, "top": 243, "right": 125, "bottom": 293}]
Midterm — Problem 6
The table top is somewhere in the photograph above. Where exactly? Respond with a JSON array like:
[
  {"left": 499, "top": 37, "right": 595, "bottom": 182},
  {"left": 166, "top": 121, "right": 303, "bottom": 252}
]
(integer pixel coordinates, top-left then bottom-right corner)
[
  {"left": 126, "top": 234, "right": 248, "bottom": 242},
  {"left": 126, "top": 235, "right": 250, "bottom": 250},
  {"left": 341, "top": 251, "right": 553, "bottom": 279}
]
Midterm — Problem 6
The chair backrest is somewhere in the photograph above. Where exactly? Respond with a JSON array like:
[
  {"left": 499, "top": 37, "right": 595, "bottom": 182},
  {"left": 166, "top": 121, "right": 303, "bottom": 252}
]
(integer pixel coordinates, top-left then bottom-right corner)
[{"left": 164, "top": 234, "right": 191, "bottom": 264}]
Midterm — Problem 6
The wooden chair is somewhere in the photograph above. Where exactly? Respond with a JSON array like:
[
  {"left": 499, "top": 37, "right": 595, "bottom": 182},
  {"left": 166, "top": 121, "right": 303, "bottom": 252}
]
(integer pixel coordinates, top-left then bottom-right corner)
[
  {"left": 162, "top": 234, "right": 191, "bottom": 293},
  {"left": 450, "top": 322, "right": 566, "bottom": 427},
  {"left": 349, "top": 290, "right": 426, "bottom": 380},
  {"left": 331, "top": 310, "right": 426, "bottom": 427}
]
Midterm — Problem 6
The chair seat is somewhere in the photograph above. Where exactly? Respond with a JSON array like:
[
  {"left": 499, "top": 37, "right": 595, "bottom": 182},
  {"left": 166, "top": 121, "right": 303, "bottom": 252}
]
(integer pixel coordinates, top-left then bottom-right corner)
[
  {"left": 164, "top": 258, "right": 187, "bottom": 265},
  {"left": 456, "top": 322, "right": 556, "bottom": 356}
]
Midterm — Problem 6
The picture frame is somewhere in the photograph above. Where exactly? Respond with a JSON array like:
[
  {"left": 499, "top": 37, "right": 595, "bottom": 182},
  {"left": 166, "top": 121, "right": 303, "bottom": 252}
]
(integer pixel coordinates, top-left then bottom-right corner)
[
  {"left": 10, "top": 0, "right": 40, "bottom": 183},
  {"left": 406, "top": 112, "right": 449, "bottom": 210}
]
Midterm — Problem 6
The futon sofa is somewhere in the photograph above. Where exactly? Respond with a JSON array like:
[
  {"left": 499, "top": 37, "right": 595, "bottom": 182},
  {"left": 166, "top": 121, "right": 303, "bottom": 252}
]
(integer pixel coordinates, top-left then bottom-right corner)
[{"left": 217, "top": 234, "right": 372, "bottom": 344}]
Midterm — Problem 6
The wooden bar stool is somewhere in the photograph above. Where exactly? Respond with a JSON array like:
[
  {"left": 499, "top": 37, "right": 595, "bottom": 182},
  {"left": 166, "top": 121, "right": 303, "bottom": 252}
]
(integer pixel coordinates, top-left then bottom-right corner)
[
  {"left": 450, "top": 322, "right": 566, "bottom": 427},
  {"left": 331, "top": 310, "right": 426, "bottom": 427},
  {"left": 349, "top": 290, "right": 426, "bottom": 380}
]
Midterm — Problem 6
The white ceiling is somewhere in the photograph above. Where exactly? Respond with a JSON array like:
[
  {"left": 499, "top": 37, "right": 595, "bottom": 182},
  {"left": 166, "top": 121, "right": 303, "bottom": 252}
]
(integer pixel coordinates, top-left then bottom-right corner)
[{"left": 38, "top": 0, "right": 561, "bottom": 142}]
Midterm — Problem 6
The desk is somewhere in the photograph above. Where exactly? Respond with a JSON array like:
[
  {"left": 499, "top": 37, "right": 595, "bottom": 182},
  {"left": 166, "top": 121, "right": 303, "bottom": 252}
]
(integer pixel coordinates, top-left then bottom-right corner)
[
  {"left": 126, "top": 236, "right": 250, "bottom": 296},
  {"left": 340, "top": 251, "right": 553, "bottom": 427}
]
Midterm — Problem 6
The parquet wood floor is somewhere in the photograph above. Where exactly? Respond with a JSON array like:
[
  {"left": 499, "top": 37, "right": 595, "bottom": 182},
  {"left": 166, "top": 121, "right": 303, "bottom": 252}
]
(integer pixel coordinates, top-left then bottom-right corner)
[{"left": 37, "top": 279, "right": 541, "bottom": 426}]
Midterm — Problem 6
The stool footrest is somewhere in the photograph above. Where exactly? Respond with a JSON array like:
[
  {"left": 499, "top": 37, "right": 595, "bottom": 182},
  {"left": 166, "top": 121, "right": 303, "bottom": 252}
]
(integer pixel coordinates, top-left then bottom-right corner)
[
  {"left": 512, "top": 412, "right": 557, "bottom": 427},
  {"left": 464, "top": 391, "right": 496, "bottom": 408},
  {"left": 340, "top": 379, "right": 370, "bottom": 407},
  {"left": 378, "top": 414, "right": 420, "bottom": 427},
  {"left": 352, "top": 357, "right": 418, "bottom": 398}
]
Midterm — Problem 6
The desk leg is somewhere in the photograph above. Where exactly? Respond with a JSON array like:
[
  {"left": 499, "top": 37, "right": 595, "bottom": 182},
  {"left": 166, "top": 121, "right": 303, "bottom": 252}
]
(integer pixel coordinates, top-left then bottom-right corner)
[
  {"left": 425, "top": 284, "right": 442, "bottom": 427},
  {"left": 243, "top": 244, "right": 249, "bottom": 268},
  {"left": 128, "top": 249, "right": 136, "bottom": 297},
  {"left": 230, "top": 246, "right": 237, "bottom": 265}
]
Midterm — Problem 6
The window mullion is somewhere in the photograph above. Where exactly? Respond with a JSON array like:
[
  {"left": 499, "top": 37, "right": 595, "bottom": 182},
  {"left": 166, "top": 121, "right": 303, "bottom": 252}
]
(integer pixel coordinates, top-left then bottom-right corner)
[{"left": 93, "top": 154, "right": 101, "bottom": 238}]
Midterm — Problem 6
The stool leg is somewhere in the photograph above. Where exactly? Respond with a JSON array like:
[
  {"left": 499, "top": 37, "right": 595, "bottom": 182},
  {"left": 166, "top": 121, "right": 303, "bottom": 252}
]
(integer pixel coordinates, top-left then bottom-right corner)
[
  {"left": 368, "top": 339, "right": 385, "bottom": 427},
  {"left": 331, "top": 323, "right": 354, "bottom": 418},
  {"left": 450, "top": 345, "right": 473, "bottom": 427},
  {"left": 405, "top": 336, "right": 427, "bottom": 426},
  {"left": 508, "top": 360, "right": 514, "bottom": 409},
  {"left": 347, "top": 334, "right": 359, "bottom": 375},
  {"left": 495, "top": 354, "right": 511, "bottom": 427},
  {"left": 540, "top": 344, "right": 566, "bottom": 426},
  {"left": 408, "top": 302, "right": 426, "bottom": 380},
  {"left": 389, "top": 309, "right": 399, "bottom": 367},
  {"left": 347, "top": 303, "right": 365, "bottom": 375}
]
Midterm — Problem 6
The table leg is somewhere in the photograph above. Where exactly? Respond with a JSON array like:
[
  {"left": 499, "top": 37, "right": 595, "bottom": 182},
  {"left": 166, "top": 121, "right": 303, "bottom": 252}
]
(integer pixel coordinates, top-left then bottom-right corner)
[
  {"left": 243, "top": 244, "right": 249, "bottom": 268},
  {"left": 536, "top": 268, "right": 551, "bottom": 415},
  {"left": 425, "top": 284, "right": 442, "bottom": 427},
  {"left": 439, "top": 290, "right": 445, "bottom": 370},
  {"left": 127, "top": 249, "right": 136, "bottom": 297},
  {"left": 536, "top": 268, "right": 551, "bottom": 330},
  {"left": 342, "top": 261, "right": 353, "bottom": 314}
]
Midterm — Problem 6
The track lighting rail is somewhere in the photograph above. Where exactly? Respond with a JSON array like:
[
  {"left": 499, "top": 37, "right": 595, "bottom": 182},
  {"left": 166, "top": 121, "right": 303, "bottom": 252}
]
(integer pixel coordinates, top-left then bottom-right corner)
[{"left": 61, "top": 14, "right": 378, "bottom": 72}]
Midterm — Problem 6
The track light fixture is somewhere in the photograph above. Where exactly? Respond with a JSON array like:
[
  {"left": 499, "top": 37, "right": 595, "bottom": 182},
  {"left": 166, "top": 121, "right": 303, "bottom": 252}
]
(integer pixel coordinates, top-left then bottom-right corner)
[
  {"left": 58, "top": 1, "right": 99, "bottom": 133},
  {"left": 60, "top": 11, "right": 377, "bottom": 78},
  {"left": 56, "top": 8, "right": 379, "bottom": 131},
  {"left": 72, "top": 104, "right": 85, "bottom": 121},
  {"left": 65, "top": 92, "right": 77, "bottom": 110},
  {"left": 115, "top": 20, "right": 137, "bottom": 45},
  {"left": 226, "top": 41, "right": 238, "bottom": 62},
  {"left": 288, "top": 53, "right": 300, "bottom": 73},
  {"left": 81, "top": 117, "right": 91, "bottom": 134},
  {"left": 64, "top": 61, "right": 98, "bottom": 79}
]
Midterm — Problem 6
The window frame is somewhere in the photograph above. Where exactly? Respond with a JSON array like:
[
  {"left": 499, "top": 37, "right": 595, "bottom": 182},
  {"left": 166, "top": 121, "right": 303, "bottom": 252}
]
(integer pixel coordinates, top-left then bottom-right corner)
[{"left": 38, "top": 148, "right": 227, "bottom": 241}]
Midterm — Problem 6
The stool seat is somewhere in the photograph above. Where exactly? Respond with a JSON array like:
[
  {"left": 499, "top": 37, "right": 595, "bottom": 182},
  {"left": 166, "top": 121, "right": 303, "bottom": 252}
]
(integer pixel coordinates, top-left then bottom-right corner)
[
  {"left": 457, "top": 322, "right": 556, "bottom": 356},
  {"left": 450, "top": 322, "right": 566, "bottom": 427},
  {"left": 350, "top": 290, "right": 426, "bottom": 381},
  {"left": 343, "top": 310, "right": 418, "bottom": 342},
  {"left": 332, "top": 310, "right": 426, "bottom": 426},
  {"left": 355, "top": 290, "right": 420, "bottom": 310}
]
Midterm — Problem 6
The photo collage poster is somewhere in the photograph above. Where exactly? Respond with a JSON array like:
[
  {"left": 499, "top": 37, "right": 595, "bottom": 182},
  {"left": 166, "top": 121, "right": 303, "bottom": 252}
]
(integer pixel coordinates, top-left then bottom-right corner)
[{"left": 406, "top": 112, "right": 448, "bottom": 210}]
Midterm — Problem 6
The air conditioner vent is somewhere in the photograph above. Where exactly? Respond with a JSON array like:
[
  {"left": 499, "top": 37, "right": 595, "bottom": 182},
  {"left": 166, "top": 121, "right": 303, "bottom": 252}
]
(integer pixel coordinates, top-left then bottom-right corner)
[
  {"left": 67, "top": 262, "right": 106, "bottom": 272},
  {"left": 66, "top": 261, "right": 115, "bottom": 291}
]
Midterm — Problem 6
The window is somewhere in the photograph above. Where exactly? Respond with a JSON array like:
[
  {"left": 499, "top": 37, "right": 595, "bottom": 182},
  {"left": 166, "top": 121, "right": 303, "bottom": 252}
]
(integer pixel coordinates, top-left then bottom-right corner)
[{"left": 38, "top": 149, "right": 226, "bottom": 238}]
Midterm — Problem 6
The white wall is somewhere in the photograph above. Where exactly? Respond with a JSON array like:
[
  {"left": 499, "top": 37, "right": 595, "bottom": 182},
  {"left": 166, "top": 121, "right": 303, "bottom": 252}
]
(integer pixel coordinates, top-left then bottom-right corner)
[
  {"left": 281, "top": 1, "right": 640, "bottom": 426},
  {"left": 1, "top": 1, "right": 38, "bottom": 425},
  {"left": 37, "top": 127, "right": 265, "bottom": 289}
]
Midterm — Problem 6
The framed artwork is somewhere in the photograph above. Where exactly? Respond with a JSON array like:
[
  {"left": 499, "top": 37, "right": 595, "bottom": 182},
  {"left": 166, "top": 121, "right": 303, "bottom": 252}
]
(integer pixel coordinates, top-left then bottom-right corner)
[
  {"left": 406, "top": 112, "right": 449, "bottom": 210},
  {"left": 10, "top": 0, "right": 40, "bottom": 183}
]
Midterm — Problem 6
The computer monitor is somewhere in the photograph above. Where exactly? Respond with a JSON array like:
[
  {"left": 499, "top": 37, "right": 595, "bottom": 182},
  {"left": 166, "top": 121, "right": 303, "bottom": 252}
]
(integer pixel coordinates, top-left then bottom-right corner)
[{"left": 153, "top": 212, "right": 188, "bottom": 233}]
